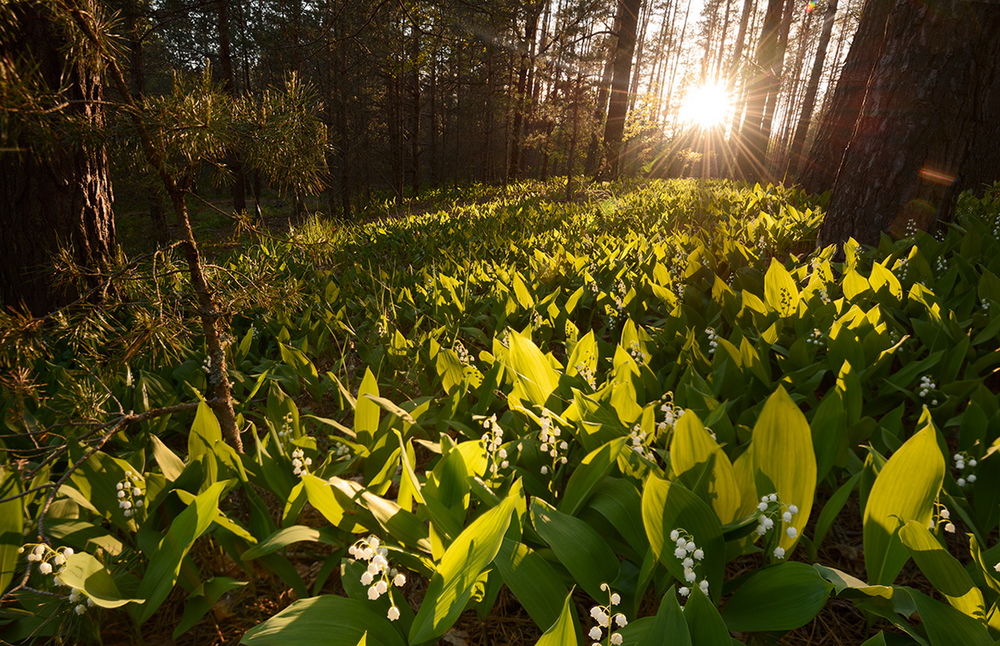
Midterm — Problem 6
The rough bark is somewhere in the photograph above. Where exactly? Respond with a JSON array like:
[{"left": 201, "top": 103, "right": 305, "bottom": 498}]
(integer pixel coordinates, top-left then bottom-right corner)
[
  {"left": 0, "top": 0, "right": 117, "bottom": 316},
  {"left": 216, "top": 0, "right": 247, "bottom": 214},
  {"left": 818, "top": 0, "right": 1000, "bottom": 247},
  {"left": 736, "top": 0, "right": 786, "bottom": 180},
  {"left": 799, "top": 0, "right": 890, "bottom": 194}
]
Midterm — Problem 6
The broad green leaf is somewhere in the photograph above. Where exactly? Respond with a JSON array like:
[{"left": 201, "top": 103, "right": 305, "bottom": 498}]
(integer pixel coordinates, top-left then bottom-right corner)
[
  {"left": 899, "top": 521, "right": 985, "bottom": 619},
  {"left": 559, "top": 438, "right": 625, "bottom": 515},
  {"left": 636, "top": 587, "right": 691, "bottom": 646},
  {"left": 241, "top": 595, "right": 404, "bottom": 645},
  {"left": 863, "top": 418, "right": 944, "bottom": 584},
  {"left": 720, "top": 562, "right": 832, "bottom": 632},
  {"left": 495, "top": 539, "right": 567, "bottom": 630},
  {"left": 174, "top": 577, "right": 247, "bottom": 638},
  {"left": 906, "top": 589, "right": 994, "bottom": 646},
  {"left": 745, "top": 387, "right": 816, "bottom": 554},
  {"left": 149, "top": 435, "right": 185, "bottom": 481},
  {"left": 535, "top": 589, "right": 579, "bottom": 646},
  {"left": 354, "top": 368, "right": 380, "bottom": 445},
  {"left": 670, "top": 411, "right": 742, "bottom": 523},
  {"left": 504, "top": 331, "right": 559, "bottom": 407},
  {"left": 137, "top": 481, "right": 226, "bottom": 622},
  {"left": 241, "top": 526, "right": 332, "bottom": 560},
  {"left": 683, "top": 587, "right": 730, "bottom": 645},
  {"left": 0, "top": 467, "right": 23, "bottom": 594},
  {"left": 641, "top": 477, "right": 724, "bottom": 598},
  {"left": 408, "top": 485, "right": 519, "bottom": 643},
  {"left": 764, "top": 258, "right": 799, "bottom": 316},
  {"left": 530, "top": 498, "right": 619, "bottom": 600},
  {"left": 57, "top": 552, "right": 143, "bottom": 608}
]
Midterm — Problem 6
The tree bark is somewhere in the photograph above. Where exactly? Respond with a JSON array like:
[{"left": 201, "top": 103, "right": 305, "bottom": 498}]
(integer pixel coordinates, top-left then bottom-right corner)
[
  {"left": 799, "top": 0, "right": 890, "bottom": 194},
  {"left": 0, "top": 0, "right": 117, "bottom": 316},
  {"left": 818, "top": 0, "right": 1000, "bottom": 247},
  {"left": 215, "top": 0, "right": 247, "bottom": 214},
  {"left": 599, "top": 0, "right": 643, "bottom": 179},
  {"left": 735, "top": 0, "right": 786, "bottom": 180}
]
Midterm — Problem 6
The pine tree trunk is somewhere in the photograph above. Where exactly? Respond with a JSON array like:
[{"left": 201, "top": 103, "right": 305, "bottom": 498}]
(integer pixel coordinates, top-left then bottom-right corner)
[
  {"left": 0, "top": 0, "right": 117, "bottom": 315},
  {"left": 799, "top": 0, "right": 890, "bottom": 194},
  {"left": 736, "top": 0, "right": 786, "bottom": 180},
  {"left": 599, "top": 0, "right": 643, "bottom": 179},
  {"left": 216, "top": 0, "right": 247, "bottom": 214},
  {"left": 787, "top": 0, "right": 839, "bottom": 176},
  {"left": 818, "top": 0, "right": 1000, "bottom": 247}
]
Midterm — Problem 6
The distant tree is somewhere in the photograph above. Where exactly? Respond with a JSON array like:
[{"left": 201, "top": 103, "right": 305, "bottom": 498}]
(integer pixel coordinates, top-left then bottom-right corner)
[
  {"left": 0, "top": 0, "right": 117, "bottom": 315},
  {"left": 818, "top": 0, "right": 1000, "bottom": 246},
  {"left": 599, "top": 0, "right": 642, "bottom": 179}
]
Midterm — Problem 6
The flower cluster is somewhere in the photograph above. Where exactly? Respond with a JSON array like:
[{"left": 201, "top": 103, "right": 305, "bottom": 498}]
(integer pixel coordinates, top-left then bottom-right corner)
[
  {"left": 668, "top": 529, "right": 708, "bottom": 598},
  {"left": 575, "top": 363, "right": 597, "bottom": 390},
  {"left": 917, "top": 375, "right": 938, "bottom": 405},
  {"left": 67, "top": 587, "right": 94, "bottom": 615},
  {"left": 935, "top": 256, "right": 948, "bottom": 273},
  {"left": 291, "top": 447, "right": 312, "bottom": 477},
  {"left": 538, "top": 411, "right": 569, "bottom": 475},
  {"left": 454, "top": 340, "right": 472, "bottom": 366},
  {"left": 21, "top": 544, "right": 73, "bottom": 577},
  {"left": 806, "top": 328, "right": 825, "bottom": 348},
  {"left": 903, "top": 218, "right": 918, "bottom": 238},
  {"left": 479, "top": 414, "right": 510, "bottom": 478},
  {"left": 626, "top": 341, "right": 649, "bottom": 364},
  {"left": 656, "top": 392, "right": 685, "bottom": 433},
  {"left": 983, "top": 298, "right": 992, "bottom": 312},
  {"left": 116, "top": 471, "right": 144, "bottom": 519},
  {"left": 531, "top": 310, "right": 545, "bottom": 329},
  {"left": 895, "top": 257, "right": 910, "bottom": 282},
  {"left": 606, "top": 279, "right": 627, "bottom": 322},
  {"left": 705, "top": 327, "right": 719, "bottom": 355},
  {"left": 277, "top": 412, "right": 294, "bottom": 441},
  {"left": 931, "top": 503, "right": 956, "bottom": 534},
  {"left": 347, "top": 536, "right": 406, "bottom": 621},
  {"left": 628, "top": 424, "right": 654, "bottom": 461},
  {"left": 754, "top": 493, "right": 799, "bottom": 558},
  {"left": 588, "top": 583, "right": 627, "bottom": 645},
  {"left": 953, "top": 452, "right": 978, "bottom": 487}
]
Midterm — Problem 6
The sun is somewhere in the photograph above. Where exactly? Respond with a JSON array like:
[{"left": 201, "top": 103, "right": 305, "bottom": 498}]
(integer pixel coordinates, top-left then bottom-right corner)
[{"left": 678, "top": 82, "right": 731, "bottom": 129}]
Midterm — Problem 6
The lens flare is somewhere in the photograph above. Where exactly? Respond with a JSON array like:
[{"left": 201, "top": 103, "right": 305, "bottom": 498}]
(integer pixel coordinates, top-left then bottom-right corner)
[{"left": 678, "top": 82, "right": 731, "bottom": 129}]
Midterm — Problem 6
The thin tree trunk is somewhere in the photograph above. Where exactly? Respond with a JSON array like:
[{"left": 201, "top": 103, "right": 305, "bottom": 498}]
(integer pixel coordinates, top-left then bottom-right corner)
[
  {"left": 599, "top": 0, "right": 643, "bottom": 179},
  {"left": 215, "top": 0, "right": 247, "bottom": 213},
  {"left": 787, "top": 0, "right": 838, "bottom": 176}
]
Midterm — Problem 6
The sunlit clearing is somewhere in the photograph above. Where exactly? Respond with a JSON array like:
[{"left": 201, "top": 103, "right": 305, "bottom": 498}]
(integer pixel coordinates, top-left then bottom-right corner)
[{"left": 678, "top": 82, "right": 731, "bottom": 129}]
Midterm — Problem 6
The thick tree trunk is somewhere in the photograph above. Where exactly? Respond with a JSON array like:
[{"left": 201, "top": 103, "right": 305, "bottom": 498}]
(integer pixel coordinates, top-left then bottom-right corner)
[
  {"left": 736, "top": 0, "right": 786, "bottom": 180},
  {"left": 818, "top": 0, "right": 1000, "bottom": 247},
  {"left": 599, "top": 0, "right": 643, "bottom": 179},
  {"left": 799, "top": 0, "right": 890, "bottom": 194},
  {"left": 786, "top": 0, "right": 838, "bottom": 176},
  {"left": 584, "top": 20, "right": 619, "bottom": 176},
  {"left": 0, "top": 0, "right": 117, "bottom": 316}
]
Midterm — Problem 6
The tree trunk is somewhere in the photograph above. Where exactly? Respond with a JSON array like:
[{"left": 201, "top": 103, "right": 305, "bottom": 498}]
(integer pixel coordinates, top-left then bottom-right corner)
[
  {"left": 799, "top": 0, "right": 890, "bottom": 194},
  {"left": 508, "top": 3, "right": 542, "bottom": 181},
  {"left": 736, "top": 0, "right": 786, "bottom": 180},
  {"left": 0, "top": 0, "right": 117, "bottom": 316},
  {"left": 786, "top": 0, "right": 838, "bottom": 176},
  {"left": 215, "top": 0, "right": 247, "bottom": 214},
  {"left": 818, "top": 0, "right": 1000, "bottom": 247},
  {"left": 599, "top": 0, "right": 643, "bottom": 179}
]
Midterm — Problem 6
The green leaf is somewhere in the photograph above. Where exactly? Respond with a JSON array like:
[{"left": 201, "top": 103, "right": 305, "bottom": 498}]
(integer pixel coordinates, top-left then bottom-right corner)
[
  {"left": 241, "top": 526, "right": 332, "bottom": 561},
  {"left": 530, "top": 498, "right": 619, "bottom": 600},
  {"left": 764, "top": 258, "right": 799, "bottom": 316},
  {"left": 149, "top": 435, "right": 185, "bottom": 481},
  {"left": 863, "top": 419, "right": 944, "bottom": 584},
  {"left": 670, "top": 411, "right": 742, "bottom": 523},
  {"left": 745, "top": 387, "right": 817, "bottom": 554},
  {"left": 504, "top": 331, "right": 559, "bottom": 407},
  {"left": 241, "top": 595, "right": 404, "bottom": 646},
  {"left": 535, "top": 589, "right": 579, "bottom": 646},
  {"left": 0, "top": 467, "right": 23, "bottom": 594},
  {"left": 495, "top": 539, "right": 568, "bottom": 630},
  {"left": 720, "top": 562, "right": 832, "bottom": 632},
  {"left": 136, "top": 481, "right": 227, "bottom": 623},
  {"left": 906, "top": 589, "right": 994, "bottom": 646},
  {"left": 641, "top": 477, "right": 724, "bottom": 599},
  {"left": 898, "top": 521, "right": 986, "bottom": 619},
  {"left": 683, "top": 587, "right": 730, "bottom": 645},
  {"left": 354, "top": 368, "right": 380, "bottom": 446},
  {"left": 636, "top": 587, "right": 691, "bottom": 646},
  {"left": 57, "top": 552, "right": 143, "bottom": 609},
  {"left": 408, "top": 485, "right": 519, "bottom": 643},
  {"left": 559, "top": 438, "right": 625, "bottom": 515}
]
